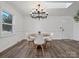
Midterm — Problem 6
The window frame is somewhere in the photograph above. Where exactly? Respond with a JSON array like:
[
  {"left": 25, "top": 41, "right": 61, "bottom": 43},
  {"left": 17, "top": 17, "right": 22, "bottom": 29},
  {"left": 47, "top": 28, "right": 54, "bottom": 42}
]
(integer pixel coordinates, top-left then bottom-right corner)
[{"left": 0, "top": 11, "right": 13, "bottom": 37}]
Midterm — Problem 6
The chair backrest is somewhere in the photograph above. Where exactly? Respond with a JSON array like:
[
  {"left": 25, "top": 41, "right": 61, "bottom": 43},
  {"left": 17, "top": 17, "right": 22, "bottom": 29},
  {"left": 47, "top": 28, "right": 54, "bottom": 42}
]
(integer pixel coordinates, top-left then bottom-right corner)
[
  {"left": 26, "top": 35, "right": 35, "bottom": 41},
  {"left": 34, "top": 34, "right": 45, "bottom": 45}
]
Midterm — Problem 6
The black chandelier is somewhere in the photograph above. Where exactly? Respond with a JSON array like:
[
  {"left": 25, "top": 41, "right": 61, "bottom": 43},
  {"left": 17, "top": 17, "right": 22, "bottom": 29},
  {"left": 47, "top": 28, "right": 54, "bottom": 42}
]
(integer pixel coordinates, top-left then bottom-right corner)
[{"left": 30, "top": 4, "right": 48, "bottom": 20}]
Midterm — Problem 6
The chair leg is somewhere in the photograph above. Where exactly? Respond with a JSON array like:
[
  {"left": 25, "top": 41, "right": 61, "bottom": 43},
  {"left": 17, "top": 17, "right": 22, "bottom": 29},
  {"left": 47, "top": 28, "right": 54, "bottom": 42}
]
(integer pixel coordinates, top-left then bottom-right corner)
[
  {"left": 46, "top": 42, "right": 48, "bottom": 48},
  {"left": 29, "top": 41, "right": 34, "bottom": 48},
  {"left": 41, "top": 45, "right": 44, "bottom": 56},
  {"left": 45, "top": 41, "right": 48, "bottom": 48},
  {"left": 33, "top": 44, "right": 38, "bottom": 56},
  {"left": 49, "top": 42, "right": 52, "bottom": 47},
  {"left": 31, "top": 41, "right": 34, "bottom": 48},
  {"left": 46, "top": 41, "right": 51, "bottom": 48},
  {"left": 27, "top": 41, "right": 30, "bottom": 47}
]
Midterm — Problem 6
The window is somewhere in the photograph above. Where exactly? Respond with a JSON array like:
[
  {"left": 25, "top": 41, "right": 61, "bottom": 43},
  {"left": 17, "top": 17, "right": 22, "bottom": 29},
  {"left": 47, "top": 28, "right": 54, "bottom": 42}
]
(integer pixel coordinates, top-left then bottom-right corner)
[{"left": 1, "top": 11, "right": 12, "bottom": 32}]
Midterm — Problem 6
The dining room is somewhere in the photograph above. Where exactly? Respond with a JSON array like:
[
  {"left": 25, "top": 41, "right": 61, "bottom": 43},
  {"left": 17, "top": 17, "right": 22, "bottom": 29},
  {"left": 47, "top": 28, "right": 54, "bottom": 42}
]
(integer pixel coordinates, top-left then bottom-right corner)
[{"left": 0, "top": 1, "right": 79, "bottom": 58}]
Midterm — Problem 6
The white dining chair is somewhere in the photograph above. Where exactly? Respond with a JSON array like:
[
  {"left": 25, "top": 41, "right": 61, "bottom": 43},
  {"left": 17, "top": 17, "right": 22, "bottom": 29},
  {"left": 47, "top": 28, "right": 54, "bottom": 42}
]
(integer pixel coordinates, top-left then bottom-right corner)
[
  {"left": 44, "top": 36, "right": 53, "bottom": 48},
  {"left": 26, "top": 35, "right": 35, "bottom": 48},
  {"left": 34, "top": 34, "right": 45, "bottom": 56}
]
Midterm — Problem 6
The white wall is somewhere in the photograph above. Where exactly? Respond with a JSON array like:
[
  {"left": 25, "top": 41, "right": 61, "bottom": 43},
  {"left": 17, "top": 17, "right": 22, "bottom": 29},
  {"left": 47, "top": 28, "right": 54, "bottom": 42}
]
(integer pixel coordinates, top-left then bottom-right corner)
[
  {"left": 24, "top": 16, "right": 73, "bottom": 39},
  {"left": 0, "top": 2, "right": 25, "bottom": 52}
]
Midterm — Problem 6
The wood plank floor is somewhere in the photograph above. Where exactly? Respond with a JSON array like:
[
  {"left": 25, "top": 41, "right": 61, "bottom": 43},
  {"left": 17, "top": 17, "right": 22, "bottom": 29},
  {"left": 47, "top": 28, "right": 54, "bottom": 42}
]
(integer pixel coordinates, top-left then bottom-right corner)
[{"left": 0, "top": 39, "right": 79, "bottom": 58}]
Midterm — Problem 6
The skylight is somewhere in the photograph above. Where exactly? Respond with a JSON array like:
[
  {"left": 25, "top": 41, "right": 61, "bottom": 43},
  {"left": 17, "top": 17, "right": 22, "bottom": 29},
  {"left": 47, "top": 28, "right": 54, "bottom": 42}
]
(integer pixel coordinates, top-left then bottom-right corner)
[{"left": 44, "top": 2, "right": 72, "bottom": 8}]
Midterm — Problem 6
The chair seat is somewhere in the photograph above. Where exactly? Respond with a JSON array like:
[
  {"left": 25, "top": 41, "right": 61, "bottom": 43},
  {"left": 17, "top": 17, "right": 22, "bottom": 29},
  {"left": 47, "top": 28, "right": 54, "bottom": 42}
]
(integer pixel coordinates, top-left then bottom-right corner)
[
  {"left": 44, "top": 37, "right": 52, "bottom": 41},
  {"left": 34, "top": 40, "right": 45, "bottom": 45},
  {"left": 27, "top": 38, "right": 34, "bottom": 41}
]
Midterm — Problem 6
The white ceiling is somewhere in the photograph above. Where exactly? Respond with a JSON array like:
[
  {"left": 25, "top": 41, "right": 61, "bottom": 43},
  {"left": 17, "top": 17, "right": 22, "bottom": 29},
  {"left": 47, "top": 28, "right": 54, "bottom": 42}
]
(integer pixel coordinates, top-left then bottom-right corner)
[{"left": 6, "top": 1, "right": 79, "bottom": 16}]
